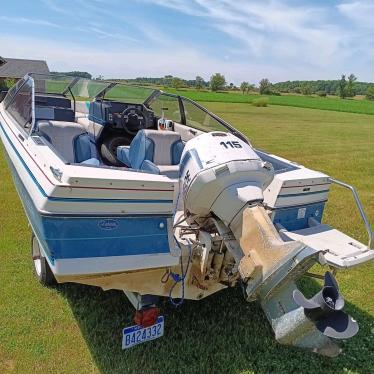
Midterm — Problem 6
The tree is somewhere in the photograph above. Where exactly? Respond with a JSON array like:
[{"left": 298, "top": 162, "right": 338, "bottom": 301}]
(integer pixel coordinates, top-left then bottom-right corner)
[
  {"left": 202, "top": 78, "right": 374, "bottom": 96},
  {"left": 195, "top": 76, "right": 204, "bottom": 90},
  {"left": 240, "top": 81, "right": 249, "bottom": 94},
  {"left": 4, "top": 78, "right": 16, "bottom": 89},
  {"left": 247, "top": 83, "right": 255, "bottom": 94},
  {"left": 51, "top": 71, "right": 92, "bottom": 79},
  {"left": 210, "top": 73, "right": 226, "bottom": 92},
  {"left": 163, "top": 75, "right": 173, "bottom": 87},
  {"left": 171, "top": 77, "right": 183, "bottom": 90},
  {"left": 346, "top": 73, "right": 357, "bottom": 98},
  {"left": 339, "top": 74, "right": 347, "bottom": 99},
  {"left": 259, "top": 78, "right": 272, "bottom": 95},
  {"left": 301, "top": 82, "right": 312, "bottom": 95},
  {"left": 316, "top": 91, "right": 327, "bottom": 97},
  {"left": 366, "top": 86, "right": 374, "bottom": 100}
]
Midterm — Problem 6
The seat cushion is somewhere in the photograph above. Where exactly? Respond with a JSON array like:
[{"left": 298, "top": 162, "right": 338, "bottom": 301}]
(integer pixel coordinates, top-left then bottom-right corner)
[
  {"left": 74, "top": 133, "right": 95, "bottom": 163},
  {"left": 117, "top": 146, "right": 131, "bottom": 166},
  {"left": 140, "top": 160, "right": 160, "bottom": 174},
  {"left": 117, "top": 130, "right": 154, "bottom": 169},
  {"left": 80, "top": 157, "right": 100, "bottom": 166},
  {"left": 117, "top": 129, "right": 184, "bottom": 176},
  {"left": 157, "top": 165, "right": 180, "bottom": 179},
  {"left": 37, "top": 120, "right": 97, "bottom": 163},
  {"left": 143, "top": 130, "right": 183, "bottom": 165}
]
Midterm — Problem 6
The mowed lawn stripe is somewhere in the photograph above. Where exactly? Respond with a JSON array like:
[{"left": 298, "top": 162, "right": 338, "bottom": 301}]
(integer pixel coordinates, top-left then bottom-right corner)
[{"left": 166, "top": 88, "right": 374, "bottom": 115}]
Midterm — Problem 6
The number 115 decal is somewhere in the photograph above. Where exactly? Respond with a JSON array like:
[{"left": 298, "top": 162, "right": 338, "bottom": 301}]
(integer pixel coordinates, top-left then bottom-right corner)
[{"left": 220, "top": 141, "right": 243, "bottom": 149}]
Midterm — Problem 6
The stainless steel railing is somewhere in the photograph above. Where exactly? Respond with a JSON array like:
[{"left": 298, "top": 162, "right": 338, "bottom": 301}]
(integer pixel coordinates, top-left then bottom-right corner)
[{"left": 330, "top": 178, "right": 373, "bottom": 249}]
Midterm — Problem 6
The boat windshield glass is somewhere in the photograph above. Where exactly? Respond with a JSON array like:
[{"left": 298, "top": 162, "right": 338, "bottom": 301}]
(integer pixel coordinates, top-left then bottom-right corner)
[
  {"left": 4, "top": 77, "right": 33, "bottom": 131},
  {"left": 70, "top": 79, "right": 112, "bottom": 99},
  {"left": 104, "top": 84, "right": 155, "bottom": 104},
  {"left": 181, "top": 98, "right": 230, "bottom": 133},
  {"left": 147, "top": 92, "right": 231, "bottom": 134},
  {"left": 32, "top": 74, "right": 76, "bottom": 94},
  {"left": 30, "top": 74, "right": 156, "bottom": 104},
  {"left": 148, "top": 94, "right": 182, "bottom": 123}
]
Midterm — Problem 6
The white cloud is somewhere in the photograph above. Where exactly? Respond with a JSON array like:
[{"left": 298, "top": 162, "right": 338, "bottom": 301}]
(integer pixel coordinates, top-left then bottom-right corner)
[
  {"left": 2, "top": 0, "right": 374, "bottom": 82},
  {"left": 337, "top": 1, "right": 374, "bottom": 29},
  {"left": 136, "top": 0, "right": 206, "bottom": 16},
  {"left": 136, "top": 0, "right": 374, "bottom": 76},
  {"left": 0, "top": 16, "right": 61, "bottom": 28},
  {"left": 0, "top": 34, "right": 322, "bottom": 83},
  {"left": 139, "top": 0, "right": 349, "bottom": 66},
  {"left": 40, "top": 0, "right": 72, "bottom": 15},
  {"left": 84, "top": 26, "right": 139, "bottom": 43}
]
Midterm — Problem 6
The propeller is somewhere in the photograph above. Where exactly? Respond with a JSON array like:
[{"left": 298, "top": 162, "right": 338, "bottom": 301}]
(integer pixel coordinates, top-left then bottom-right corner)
[{"left": 293, "top": 272, "right": 359, "bottom": 339}]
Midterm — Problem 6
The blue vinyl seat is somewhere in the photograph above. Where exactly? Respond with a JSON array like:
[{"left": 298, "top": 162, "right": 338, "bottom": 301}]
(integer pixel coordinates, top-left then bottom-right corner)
[
  {"left": 117, "top": 129, "right": 184, "bottom": 178},
  {"left": 37, "top": 120, "right": 99, "bottom": 165}
]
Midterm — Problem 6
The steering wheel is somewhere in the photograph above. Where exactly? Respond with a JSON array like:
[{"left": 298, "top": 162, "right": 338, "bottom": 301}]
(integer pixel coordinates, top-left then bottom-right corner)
[{"left": 121, "top": 107, "right": 146, "bottom": 135}]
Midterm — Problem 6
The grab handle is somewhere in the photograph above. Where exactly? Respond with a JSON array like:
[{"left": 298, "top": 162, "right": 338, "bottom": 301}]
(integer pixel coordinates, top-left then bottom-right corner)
[{"left": 330, "top": 178, "right": 373, "bottom": 249}]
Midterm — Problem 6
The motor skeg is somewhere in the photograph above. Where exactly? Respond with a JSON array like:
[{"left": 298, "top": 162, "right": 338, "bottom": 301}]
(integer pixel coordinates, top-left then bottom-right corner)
[{"left": 179, "top": 131, "right": 274, "bottom": 225}]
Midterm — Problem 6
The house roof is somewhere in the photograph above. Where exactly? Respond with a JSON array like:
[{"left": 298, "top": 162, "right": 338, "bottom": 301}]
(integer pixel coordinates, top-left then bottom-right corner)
[{"left": 0, "top": 57, "right": 50, "bottom": 79}]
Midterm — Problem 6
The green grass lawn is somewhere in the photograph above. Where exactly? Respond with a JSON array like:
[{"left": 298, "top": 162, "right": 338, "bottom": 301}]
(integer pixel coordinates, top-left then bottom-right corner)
[
  {"left": 1, "top": 103, "right": 373, "bottom": 373},
  {"left": 167, "top": 89, "right": 374, "bottom": 116}
]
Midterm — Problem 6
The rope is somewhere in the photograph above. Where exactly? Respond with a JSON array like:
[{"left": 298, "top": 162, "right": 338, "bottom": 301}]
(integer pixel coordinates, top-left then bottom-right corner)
[{"left": 167, "top": 237, "right": 193, "bottom": 307}]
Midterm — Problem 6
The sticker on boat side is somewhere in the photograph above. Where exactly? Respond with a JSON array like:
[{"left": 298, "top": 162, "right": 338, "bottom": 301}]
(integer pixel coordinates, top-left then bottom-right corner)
[
  {"left": 98, "top": 219, "right": 119, "bottom": 230},
  {"left": 122, "top": 316, "right": 164, "bottom": 349},
  {"left": 297, "top": 207, "right": 306, "bottom": 219}
]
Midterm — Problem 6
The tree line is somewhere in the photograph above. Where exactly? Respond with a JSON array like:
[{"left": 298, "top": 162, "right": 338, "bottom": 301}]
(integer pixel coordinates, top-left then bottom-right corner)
[
  {"left": 49, "top": 71, "right": 374, "bottom": 101},
  {"left": 125, "top": 73, "right": 374, "bottom": 100},
  {"left": 117, "top": 75, "right": 211, "bottom": 89},
  {"left": 50, "top": 71, "right": 93, "bottom": 79},
  {"left": 273, "top": 75, "right": 374, "bottom": 97}
]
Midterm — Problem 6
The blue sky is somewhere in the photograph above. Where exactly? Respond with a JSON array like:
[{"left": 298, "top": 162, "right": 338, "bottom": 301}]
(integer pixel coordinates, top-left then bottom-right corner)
[{"left": 1, "top": 0, "right": 373, "bottom": 84}]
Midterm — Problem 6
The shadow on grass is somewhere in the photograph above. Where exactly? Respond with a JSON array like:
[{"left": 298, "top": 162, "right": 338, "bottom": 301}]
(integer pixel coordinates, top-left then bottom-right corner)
[{"left": 58, "top": 277, "right": 373, "bottom": 374}]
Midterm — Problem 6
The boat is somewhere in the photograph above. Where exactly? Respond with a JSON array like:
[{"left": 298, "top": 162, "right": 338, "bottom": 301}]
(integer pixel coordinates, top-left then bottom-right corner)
[{"left": 0, "top": 73, "right": 373, "bottom": 355}]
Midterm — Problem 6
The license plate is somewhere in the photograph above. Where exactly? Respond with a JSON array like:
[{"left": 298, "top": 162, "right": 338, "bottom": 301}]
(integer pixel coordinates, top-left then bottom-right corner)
[{"left": 122, "top": 316, "right": 164, "bottom": 349}]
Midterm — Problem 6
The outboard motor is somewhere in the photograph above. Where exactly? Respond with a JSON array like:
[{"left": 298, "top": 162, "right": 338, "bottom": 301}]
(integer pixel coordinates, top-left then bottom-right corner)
[
  {"left": 179, "top": 132, "right": 305, "bottom": 291},
  {"left": 179, "top": 132, "right": 359, "bottom": 355},
  {"left": 180, "top": 131, "right": 273, "bottom": 226}
]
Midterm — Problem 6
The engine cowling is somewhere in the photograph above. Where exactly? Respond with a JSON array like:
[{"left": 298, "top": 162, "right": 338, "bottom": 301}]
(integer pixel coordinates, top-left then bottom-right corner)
[{"left": 179, "top": 132, "right": 274, "bottom": 225}]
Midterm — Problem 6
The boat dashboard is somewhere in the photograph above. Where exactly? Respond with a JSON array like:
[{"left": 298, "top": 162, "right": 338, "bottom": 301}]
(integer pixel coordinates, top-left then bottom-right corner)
[
  {"left": 34, "top": 95, "right": 157, "bottom": 135},
  {"left": 89, "top": 99, "right": 155, "bottom": 134}
]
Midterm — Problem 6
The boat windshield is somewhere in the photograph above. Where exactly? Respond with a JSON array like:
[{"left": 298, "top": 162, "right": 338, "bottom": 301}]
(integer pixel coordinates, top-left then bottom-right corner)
[
  {"left": 30, "top": 74, "right": 156, "bottom": 104},
  {"left": 147, "top": 92, "right": 246, "bottom": 139},
  {"left": 103, "top": 84, "right": 155, "bottom": 104},
  {"left": 181, "top": 97, "right": 231, "bottom": 133},
  {"left": 3, "top": 76, "right": 34, "bottom": 131},
  {"left": 25, "top": 73, "right": 247, "bottom": 142},
  {"left": 32, "top": 73, "right": 79, "bottom": 95}
]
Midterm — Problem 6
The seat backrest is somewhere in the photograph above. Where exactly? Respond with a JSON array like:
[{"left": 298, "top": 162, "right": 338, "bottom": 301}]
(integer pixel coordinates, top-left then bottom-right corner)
[
  {"left": 37, "top": 120, "right": 97, "bottom": 163},
  {"left": 129, "top": 129, "right": 184, "bottom": 169}
]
